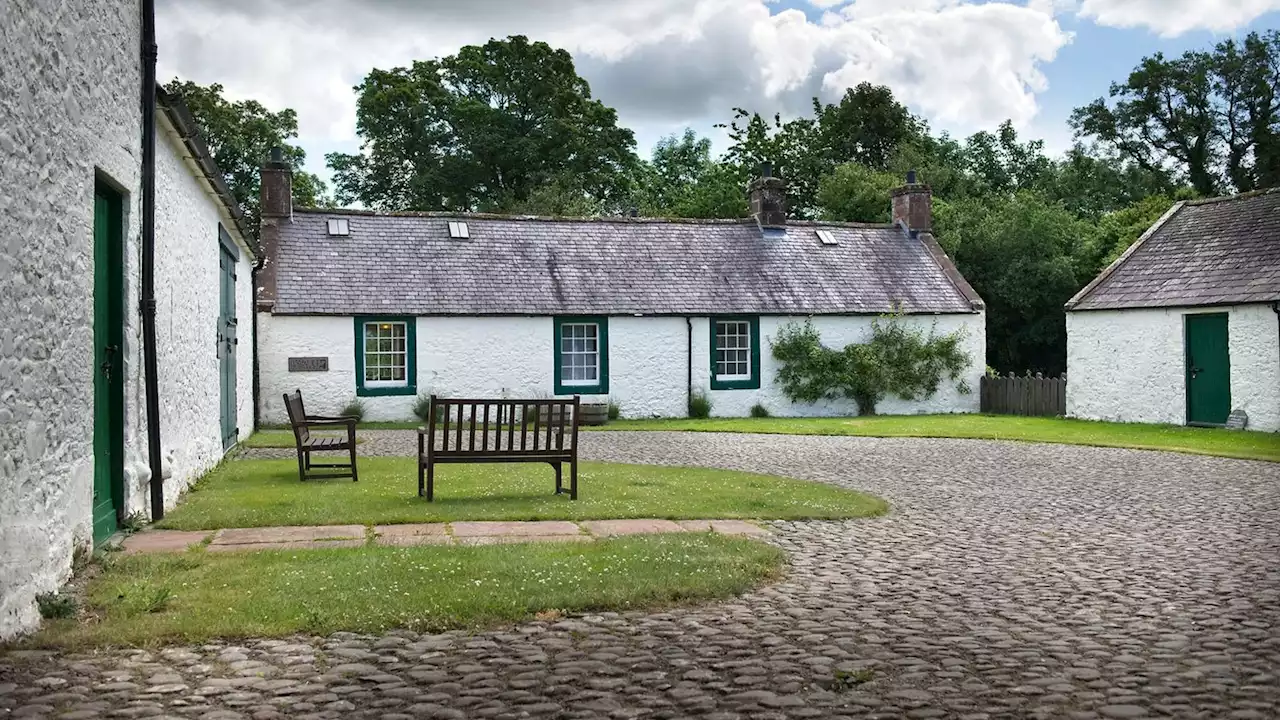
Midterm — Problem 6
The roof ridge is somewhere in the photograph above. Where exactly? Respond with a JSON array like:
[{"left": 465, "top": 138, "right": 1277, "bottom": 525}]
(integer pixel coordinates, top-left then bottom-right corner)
[
  {"left": 1184, "top": 186, "right": 1280, "bottom": 206},
  {"left": 291, "top": 206, "right": 894, "bottom": 229}
]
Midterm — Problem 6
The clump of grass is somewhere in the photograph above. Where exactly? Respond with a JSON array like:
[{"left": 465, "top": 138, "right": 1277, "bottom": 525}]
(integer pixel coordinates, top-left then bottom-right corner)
[
  {"left": 607, "top": 402, "right": 621, "bottom": 421},
  {"left": 340, "top": 399, "right": 366, "bottom": 421},
  {"left": 750, "top": 403, "right": 770, "bottom": 418},
  {"left": 688, "top": 390, "right": 712, "bottom": 419},
  {"left": 120, "top": 511, "right": 149, "bottom": 534},
  {"left": 412, "top": 394, "right": 433, "bottom": 423},
  {"left": 832, "top": 667, "right": 875, "bottom": 692},
  {"left": 36, "top": 592, "right": 77, "bottom": 620}
]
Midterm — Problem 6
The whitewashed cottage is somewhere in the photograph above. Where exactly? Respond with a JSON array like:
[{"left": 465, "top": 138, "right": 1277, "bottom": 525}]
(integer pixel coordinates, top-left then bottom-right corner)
[
  {"left": 1066, "top": 190, "right": 1280, "bottom": 431},
  {"left": 1, "top": 1, "right": 256, "bottom": 638},
  {"left": 255, "top": 162, "right": 986, "bottom": 423}
]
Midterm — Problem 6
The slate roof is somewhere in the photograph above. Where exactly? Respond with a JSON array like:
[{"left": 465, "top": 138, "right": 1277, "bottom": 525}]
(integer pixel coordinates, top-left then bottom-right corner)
[
  {"left": 271, "top": 209, "right": 982, "bottom": 316},
  {"left": 1069, "top": 189, "right": 1280, "bottom": 311}
]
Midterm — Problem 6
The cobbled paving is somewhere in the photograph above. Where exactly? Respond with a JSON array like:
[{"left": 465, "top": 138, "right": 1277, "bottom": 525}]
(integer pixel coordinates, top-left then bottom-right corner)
[{"left": 2, "top": 431, "right": 1278, "bottom": 719}]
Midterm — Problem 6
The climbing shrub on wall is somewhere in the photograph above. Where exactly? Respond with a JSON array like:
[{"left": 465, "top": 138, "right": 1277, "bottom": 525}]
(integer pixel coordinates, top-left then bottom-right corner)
[{"left": 771, "top": 316, "right": 971, "bottom": 415}]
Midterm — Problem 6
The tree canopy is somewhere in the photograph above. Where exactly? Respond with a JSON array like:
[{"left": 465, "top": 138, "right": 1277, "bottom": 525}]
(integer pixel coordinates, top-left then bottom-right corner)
[
  {"left": 327, "top": 36, "right": 638, "bottom": 214},
  {"left": 162, "top": 79, "right": 328, "bottom": 234}
]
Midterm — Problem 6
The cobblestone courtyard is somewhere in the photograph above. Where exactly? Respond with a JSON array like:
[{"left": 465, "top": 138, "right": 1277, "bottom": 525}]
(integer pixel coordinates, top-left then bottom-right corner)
[{"left": 2, "top": 432, "right": 1277, "bottom": 719}]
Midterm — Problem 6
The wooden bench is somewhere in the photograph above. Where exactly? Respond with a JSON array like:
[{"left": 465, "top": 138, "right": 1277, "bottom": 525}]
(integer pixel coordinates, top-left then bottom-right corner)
[
  {"left": 283, "top": 389, "right": 359, "bottom": 482},
  {"left": 418, "top": 395, "right": 580, "bottom": 501}
]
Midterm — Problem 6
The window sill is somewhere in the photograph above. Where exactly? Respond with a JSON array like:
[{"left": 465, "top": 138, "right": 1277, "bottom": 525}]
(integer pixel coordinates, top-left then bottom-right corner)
[
  {"left": 357, "top": 385, "right": 417, "bottom": 398},
  {"left": 710, "top": 378, "right": 760, "bottom": 391}
]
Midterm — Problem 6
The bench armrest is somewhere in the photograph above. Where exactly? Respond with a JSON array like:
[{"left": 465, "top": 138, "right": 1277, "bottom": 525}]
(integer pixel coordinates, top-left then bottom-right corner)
[
  {"left": 303, "top": 418, "right": 356, "bottom": 429},
  {"left": 307, "top": 414, "right": 357, "bottom": 422}
]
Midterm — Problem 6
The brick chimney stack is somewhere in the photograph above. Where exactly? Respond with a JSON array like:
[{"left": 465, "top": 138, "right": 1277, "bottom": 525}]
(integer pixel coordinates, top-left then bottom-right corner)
[
  {"left": 747, "top": 162, "right": 787, "bottom": 228},
  {"left": 256, "top": 147, "right": 292, "bottom": 311},
  {"left": 891, "top": 170, "right": 932, "bottom": 235}
]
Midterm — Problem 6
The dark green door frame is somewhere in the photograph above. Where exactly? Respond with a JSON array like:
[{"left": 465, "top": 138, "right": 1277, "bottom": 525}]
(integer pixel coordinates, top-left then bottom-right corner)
[
  {"left": 93, "top": 181, "right": 126, "bottom": 546},
  {"left": 218, "top": 226, "right": 239, "bottom": 450},
  {"left": 1184, "top": 312, "right": 1231, "bottom": 427}
]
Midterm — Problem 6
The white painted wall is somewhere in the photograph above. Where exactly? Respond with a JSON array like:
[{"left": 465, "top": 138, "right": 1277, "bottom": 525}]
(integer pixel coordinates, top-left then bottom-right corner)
[
  {"left": 0, "top": 0, "right": 256, "bottom": 639},
  {"left": 260, "top": 312, "right": 985, "bottom": 423},
  {"left": 0, "top": 0, "right": 143, "bottom": 640},
  {"left": 141, "top": 115, "right": 257, "bottom": 514},
  {"left": 1067, "top": 304, "right": 1280, "bottom": 432}
]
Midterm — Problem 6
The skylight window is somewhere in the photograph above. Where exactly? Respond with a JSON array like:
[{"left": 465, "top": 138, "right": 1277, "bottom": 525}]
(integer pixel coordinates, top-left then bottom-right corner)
[
  {"left": 816, "top": 229, "right": 838, "bottom": 246},
  {"left": 448, "top": 221, "right": 469, "bottom": 239},
  {"left": 327, "top": 218, "right": 350, "bottom": 236}
]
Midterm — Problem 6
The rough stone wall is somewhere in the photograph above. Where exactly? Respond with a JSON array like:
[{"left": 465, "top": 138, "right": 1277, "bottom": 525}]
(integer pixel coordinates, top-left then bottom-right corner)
[
  {"left": 0, "top": 0, "right": 143, "bottom": 640},
  {"left": 1067, "top": 304, "right": 1279, "bottom": 432},
  {"left": 259, "top": 313, "right": 984, "bottom": 423}
]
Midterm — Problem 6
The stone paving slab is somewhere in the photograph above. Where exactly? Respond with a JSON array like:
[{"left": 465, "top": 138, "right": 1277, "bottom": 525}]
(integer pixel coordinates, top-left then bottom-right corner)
[
  {"left": 210, "top": 525, "right": 366, "bottom": 546},
  {"left": 120, "top": 530, "right": 212, "bottom": 554},
  {"left": 678, "top": 519, "right": 771, "bottom": 536},
  {"left": 206, "top": 539, "right": 365, "bottom": 552},
  {"left": 450, "top": 520, "right": 581, "bottom": 537},
  {"left": 455, "top": 534, "right": 592, "bottom": 546},
  {"left": 581, "top": 518, "right": 686, "bottom": 536},
  {"left": 372, "top": 524, "right": 450, "bottom": 547}
]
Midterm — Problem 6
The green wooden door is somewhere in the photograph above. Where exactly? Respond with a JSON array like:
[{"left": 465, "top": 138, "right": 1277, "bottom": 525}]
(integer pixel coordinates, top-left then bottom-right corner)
[
  {"left": 1185, "top": 313, "right": 1231, "bottom": 426},
  {"left": 93, "top": 184, "right": 125, "bottom": 546},
  {"left": 218, "top": 244, "right": 238, "bottom": 450}
]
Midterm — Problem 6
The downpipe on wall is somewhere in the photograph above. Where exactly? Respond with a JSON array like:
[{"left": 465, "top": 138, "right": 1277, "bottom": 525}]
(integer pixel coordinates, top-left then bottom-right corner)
[
  {"left": 686, "top": 317, "right": 693, "bottom": 413},
  {"left": 140, "top": 0, "right": 164, "bottom": 520}
]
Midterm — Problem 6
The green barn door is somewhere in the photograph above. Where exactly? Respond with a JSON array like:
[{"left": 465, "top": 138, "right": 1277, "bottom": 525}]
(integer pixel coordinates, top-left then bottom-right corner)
[
  {"left": 93, "top": 183, "right": 125, "bottom": 546},
  {"left": 1185, "top": 313, "right": 1231, "bottom": 426},
  {"left": 218, "top": 241, "right": 238, "bottom": 450}
]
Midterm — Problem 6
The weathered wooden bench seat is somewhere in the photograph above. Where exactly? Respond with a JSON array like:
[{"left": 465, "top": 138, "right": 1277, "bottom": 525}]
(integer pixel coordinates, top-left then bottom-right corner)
[
  {"left": 284, "top": 389, "right": 359, "bottom": 482},
  {"left": 418, "top": 395, "right": 580, "bottom": 501}
]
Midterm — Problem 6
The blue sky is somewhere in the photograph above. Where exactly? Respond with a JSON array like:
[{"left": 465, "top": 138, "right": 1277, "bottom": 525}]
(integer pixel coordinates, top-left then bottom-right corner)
[{"left": 157, "top": 0, "right": 1280, "bottom": 190}]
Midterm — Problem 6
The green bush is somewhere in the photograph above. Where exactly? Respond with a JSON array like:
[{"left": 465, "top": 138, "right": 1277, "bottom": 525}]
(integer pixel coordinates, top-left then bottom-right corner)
[
  {"left": 607, "top": 402, "right": 621, "bottom": 420},
  {"left": 412, "top": 394, "right": 433, "bottom": 423},
  {"left": 341, "top": 399, "right": 366, "bottom": 421},
  {"left": 749, "top": 403, "right": 771, "bottom": 418},
  {"left": 36, "top": 592, "right": 77, "bottom": 620},
  {"left": 772, "top": 315, "right": 970, "bottom": 415},
  {"left": 688, "top": 391, "right": 713, "bottom": 419}
]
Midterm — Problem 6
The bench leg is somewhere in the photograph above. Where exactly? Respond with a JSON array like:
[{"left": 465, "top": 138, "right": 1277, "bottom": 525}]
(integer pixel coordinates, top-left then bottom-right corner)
[
  {"left": 554, "top": 462, "right": 563, "bottom": 495},
  {"left": 296, "top": 449, "right": 307, "bottom": 482},
  {"left": 570, "top": 459, "right": 578, "bottom": 501},
  {"left": 418, "top": 459, "right": 425, "bottom": 497},
  {"left": 349, "top": 444, "right": 359, "bottom": 482},
  {"left": 426, "top": 462, "right": 435, "bottom": 502}
]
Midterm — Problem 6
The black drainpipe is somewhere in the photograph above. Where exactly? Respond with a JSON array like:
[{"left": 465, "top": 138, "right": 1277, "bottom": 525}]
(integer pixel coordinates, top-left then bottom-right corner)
[
  {"left": 251, "top": 258, "right": 264, "bottom": 430},
  {"left": 1273, "top": 302, "right": 1280, "bottom": 373},
  {"left": 686, "top": 317, "right": 694, "bottom": 415},
  {"left": 140, "top": 0, "right": 164, "bottom": 520}
]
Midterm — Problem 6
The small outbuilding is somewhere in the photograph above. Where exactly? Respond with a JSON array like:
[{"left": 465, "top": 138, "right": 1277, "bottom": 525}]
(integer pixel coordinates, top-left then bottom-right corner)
[{"left": 1065, "top": 190, "right": 1280, "bottom": 432}]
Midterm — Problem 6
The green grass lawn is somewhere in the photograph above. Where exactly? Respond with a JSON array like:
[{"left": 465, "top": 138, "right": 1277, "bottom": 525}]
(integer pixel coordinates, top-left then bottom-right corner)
[
  {"left": 155, "top": 458, "right": 886, "bottom": 530},
  {"left": 32, "top": 534, "right": 783, "bottom": 647},
  {"left": 242, "top": 430, "right": 366, "bottom": 448},
  {"left": 592, "top": 414, "right": 1280, "bottom": 462}
]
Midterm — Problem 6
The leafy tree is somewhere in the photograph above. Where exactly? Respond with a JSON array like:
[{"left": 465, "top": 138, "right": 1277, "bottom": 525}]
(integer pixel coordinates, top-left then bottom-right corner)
[
  {"left": 935, "top": 193, "right": 1096, "bottom": 375},
  {"left": 719, "top": 109, "right": 826, "bottom": 219},
  {"left": 963, "top": 121, "right": 1054, "bottom": 196},
  {"left": 814, "top": 83, "right": 923, "bottom": 170},
  {"left": 816, "top": 163, "right": 900, "bottom": 223},
  {"left": 328, "top": 36, "right": 638, "bottom": 213},
  {"left": 1037, "top": 145, "right": 1177, "bottom": 219},
  {"left": 163, "top": 79, "right": 328, "bottom": 232},
  {"left": 1071, "top": 31, "right": 1280, "bottom": 195}
]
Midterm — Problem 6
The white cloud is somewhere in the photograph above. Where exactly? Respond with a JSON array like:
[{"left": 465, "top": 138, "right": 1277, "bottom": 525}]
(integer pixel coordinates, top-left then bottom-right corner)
[
  {"left": 156, "top": 0, "right": 1074, "bottom": 176},
  {"left": 1072, "top": 0, "right": 1280, "bottom": 36}
]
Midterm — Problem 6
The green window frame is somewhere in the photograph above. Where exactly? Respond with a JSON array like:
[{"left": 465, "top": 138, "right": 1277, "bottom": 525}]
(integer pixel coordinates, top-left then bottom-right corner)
[
  {"left": 354, "top": 316, "right": 417, "bottom": 397},
  {"left": 554, "top": 316, "right": 609, "bottom": 395},
  {"left": 710, "top": 316, "right": 760, "bottom": 390}
]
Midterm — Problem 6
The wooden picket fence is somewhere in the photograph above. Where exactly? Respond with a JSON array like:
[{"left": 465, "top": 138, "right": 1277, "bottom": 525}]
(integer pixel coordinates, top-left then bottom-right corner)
[{"left": 980, "top": 373, "right": 1066, "bottom": 417}]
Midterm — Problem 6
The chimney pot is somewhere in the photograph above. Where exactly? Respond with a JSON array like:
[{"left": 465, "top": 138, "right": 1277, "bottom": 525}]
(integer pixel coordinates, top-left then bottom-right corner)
[
  {"left": 760, "top": 161, "right": 773, "bottom": 179},
  {"left": 891, "top": 171, "right": 931, "bottom": 235},
  {"left": 269, "top": 146, "right": 284, "bottom": 163}
]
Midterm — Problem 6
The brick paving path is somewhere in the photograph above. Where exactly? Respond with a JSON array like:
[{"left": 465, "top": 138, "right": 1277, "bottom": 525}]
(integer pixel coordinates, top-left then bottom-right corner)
[
  {"left": 2, "top": 431, "right": 1278, "bottom": 719},
  {"left": 120, "top": 519, "right": 768, "bottom": 553}
]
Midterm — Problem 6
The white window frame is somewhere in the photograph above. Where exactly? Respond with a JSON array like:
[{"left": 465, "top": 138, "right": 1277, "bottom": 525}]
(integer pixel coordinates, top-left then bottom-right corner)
[
  {"left": 714, "top": 320, "right": 753, "bottom": 382},
  {"left": 559, "top": 322, "right": 600, "bottom": 387},
  {"left": 362, "top": 320, "right": 409, "bottom": 389}
]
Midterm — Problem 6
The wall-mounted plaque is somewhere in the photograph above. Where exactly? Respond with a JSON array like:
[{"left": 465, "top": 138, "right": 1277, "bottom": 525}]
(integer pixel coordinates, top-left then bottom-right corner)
[{"left": 288, "top": 357, "right": 329, "bottom": 372}]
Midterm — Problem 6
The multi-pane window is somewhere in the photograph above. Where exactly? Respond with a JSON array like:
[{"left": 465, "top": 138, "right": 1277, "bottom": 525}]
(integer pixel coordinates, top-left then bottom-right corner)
[
  {"left": 363, "top": 321, "right": 407, "bottom": 385},
  {"left": 554, "top": 317, "right": 608, "bottom": 394},
  {"left": 715, "top": 320, "right": 752, "bottom": 379},
  {"left": 710, "top": 316, "right": 760, "bottom": 390},
  {"left": 354, "top": 317, "right": 416, "bottom": 396},
  {"left": 559, "top": 323, "right": 599, "bottom": 385}
]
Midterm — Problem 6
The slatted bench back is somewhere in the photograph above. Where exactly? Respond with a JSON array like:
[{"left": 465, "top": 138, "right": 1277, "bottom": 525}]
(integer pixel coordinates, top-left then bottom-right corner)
[
  {"left": 426, "top": 396, "right": 580, "bottom": 459},
  {"left": 283, "top": 390, "right": 309, "bottom": 443}
]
